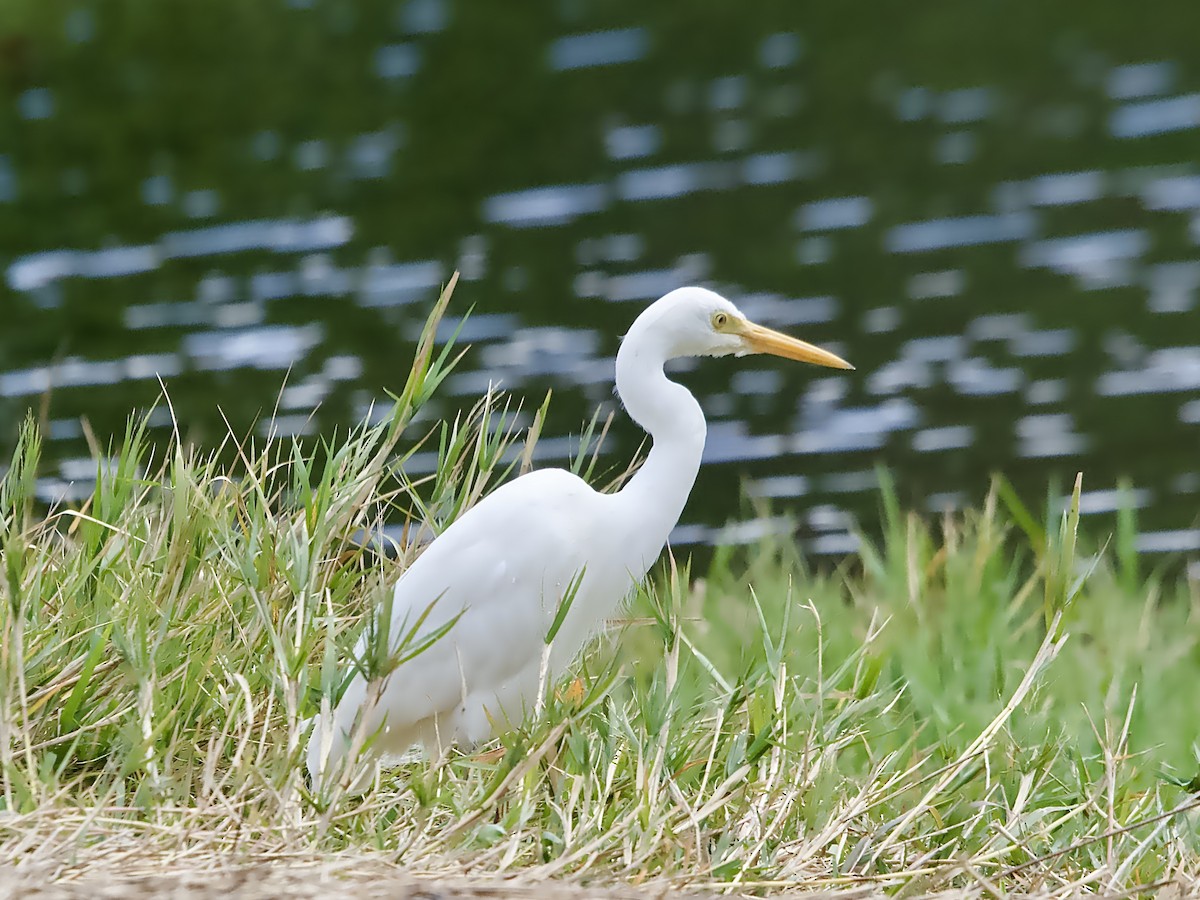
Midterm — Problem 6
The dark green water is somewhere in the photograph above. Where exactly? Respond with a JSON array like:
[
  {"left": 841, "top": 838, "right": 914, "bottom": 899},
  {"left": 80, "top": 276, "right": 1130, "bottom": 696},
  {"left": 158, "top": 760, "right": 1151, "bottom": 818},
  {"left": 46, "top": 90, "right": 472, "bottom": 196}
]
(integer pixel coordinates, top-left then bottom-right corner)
[{"left": 2, "top": 2, "right": 1199, "bottom": 569}]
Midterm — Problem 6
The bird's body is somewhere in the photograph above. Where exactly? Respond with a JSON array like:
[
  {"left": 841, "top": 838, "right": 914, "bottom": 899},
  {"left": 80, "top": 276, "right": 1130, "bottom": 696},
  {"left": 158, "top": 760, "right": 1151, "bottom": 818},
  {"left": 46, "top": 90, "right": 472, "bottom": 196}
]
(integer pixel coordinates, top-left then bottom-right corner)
[
  {"left": 313, "top": 467, "right": 663, "bottom": 766},
  {"left": 307, "top": 287, "right": 851, "bottom": 789}
]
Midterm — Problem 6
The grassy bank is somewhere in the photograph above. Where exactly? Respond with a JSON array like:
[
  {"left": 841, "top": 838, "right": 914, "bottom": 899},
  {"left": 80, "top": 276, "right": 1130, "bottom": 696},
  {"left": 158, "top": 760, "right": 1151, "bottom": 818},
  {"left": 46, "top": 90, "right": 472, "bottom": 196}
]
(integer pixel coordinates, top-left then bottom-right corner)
[{"left": 2, "top": 291, "right": 1198, "bottom": 896}]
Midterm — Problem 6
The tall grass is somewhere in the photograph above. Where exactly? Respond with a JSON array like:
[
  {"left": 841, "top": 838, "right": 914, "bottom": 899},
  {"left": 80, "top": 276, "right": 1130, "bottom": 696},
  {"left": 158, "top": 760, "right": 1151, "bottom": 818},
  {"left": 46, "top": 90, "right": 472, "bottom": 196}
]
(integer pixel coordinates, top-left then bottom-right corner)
[{"left": 1, "top": 283, "right": 1198, "bottom": 895}]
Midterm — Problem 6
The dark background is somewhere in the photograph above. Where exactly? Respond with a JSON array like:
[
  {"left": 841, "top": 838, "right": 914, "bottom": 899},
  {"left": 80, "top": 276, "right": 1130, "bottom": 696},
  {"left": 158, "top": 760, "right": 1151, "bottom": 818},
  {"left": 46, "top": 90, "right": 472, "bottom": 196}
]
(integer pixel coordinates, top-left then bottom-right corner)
[{"left": 2, "top": 1, "right": 1199, "bottom": 567}]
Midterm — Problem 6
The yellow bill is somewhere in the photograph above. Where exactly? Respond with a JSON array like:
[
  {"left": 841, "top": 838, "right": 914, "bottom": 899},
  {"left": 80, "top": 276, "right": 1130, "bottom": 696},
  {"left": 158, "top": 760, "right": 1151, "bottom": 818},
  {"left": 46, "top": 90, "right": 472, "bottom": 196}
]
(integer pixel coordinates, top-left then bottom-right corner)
[{"left": 739, "top": 320, "right": 854, "bottom": 370}]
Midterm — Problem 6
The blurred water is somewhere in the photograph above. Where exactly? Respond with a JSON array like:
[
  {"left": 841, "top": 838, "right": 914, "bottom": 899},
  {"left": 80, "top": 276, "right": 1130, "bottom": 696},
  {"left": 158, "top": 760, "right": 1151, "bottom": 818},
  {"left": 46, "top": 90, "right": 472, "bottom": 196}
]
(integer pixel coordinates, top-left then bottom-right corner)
[{"left": 1, "top": 3, "right": 1198, "bottom": 564}]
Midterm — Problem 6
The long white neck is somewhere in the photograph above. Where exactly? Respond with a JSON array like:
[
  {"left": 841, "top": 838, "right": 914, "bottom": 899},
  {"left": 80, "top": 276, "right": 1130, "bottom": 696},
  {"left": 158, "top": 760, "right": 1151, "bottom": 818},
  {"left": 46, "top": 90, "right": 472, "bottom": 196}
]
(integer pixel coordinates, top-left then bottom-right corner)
[{"left": 612, "top": 323, "right": 707, "bottom": 543}]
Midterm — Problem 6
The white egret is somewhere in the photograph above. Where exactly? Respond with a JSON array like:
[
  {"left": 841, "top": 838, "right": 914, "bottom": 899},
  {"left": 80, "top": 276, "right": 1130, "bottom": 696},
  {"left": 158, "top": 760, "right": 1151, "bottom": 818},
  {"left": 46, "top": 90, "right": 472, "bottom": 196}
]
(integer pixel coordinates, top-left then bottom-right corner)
[{"left": 307, "top": 286, "right": 852, "bottom": 789}]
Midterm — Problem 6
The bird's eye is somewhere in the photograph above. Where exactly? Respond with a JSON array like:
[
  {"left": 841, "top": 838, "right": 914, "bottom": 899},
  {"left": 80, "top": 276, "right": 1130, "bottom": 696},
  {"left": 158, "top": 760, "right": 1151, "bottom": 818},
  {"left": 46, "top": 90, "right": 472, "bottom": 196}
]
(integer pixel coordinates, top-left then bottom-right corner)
[{"left": 712, "top": 312, "right": 729, "bottom": 329}]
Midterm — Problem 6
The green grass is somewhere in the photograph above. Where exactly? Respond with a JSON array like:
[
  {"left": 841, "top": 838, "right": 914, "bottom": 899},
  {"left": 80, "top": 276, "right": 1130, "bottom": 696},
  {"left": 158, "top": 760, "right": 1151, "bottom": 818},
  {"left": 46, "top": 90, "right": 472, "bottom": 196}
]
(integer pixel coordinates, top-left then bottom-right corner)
[{"left": 1, "top": 287, "right": 1198, "bottom": 895}]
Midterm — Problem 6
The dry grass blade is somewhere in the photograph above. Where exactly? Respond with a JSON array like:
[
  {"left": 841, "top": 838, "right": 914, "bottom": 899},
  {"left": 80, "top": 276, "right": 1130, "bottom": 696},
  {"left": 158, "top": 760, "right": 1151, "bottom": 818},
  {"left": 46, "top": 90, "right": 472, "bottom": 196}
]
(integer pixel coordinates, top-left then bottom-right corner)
[{"left": 866, "top": 611, "right": 1068, "bottom": 868}]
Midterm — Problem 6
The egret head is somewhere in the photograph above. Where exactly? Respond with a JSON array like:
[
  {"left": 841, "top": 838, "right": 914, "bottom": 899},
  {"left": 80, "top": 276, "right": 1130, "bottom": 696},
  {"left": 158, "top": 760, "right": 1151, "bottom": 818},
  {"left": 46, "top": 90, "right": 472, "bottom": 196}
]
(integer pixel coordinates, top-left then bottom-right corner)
[{"left": 647, "top": 286, "right": 853, "bottom": 370}]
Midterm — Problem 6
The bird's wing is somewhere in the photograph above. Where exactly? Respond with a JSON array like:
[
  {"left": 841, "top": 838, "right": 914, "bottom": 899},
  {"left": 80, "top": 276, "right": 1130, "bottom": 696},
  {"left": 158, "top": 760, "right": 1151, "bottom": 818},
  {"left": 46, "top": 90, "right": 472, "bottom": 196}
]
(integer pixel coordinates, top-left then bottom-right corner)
[{"left": 355, "top": 468, "right": 599, "bottom": 728}]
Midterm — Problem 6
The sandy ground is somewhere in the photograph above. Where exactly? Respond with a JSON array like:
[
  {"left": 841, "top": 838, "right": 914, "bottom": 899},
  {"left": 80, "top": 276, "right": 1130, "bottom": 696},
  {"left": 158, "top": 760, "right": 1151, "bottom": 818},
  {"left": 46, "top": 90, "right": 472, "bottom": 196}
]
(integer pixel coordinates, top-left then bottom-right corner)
[
  {"left": 0, "top": 865, "right": 839, "bottom": 900},
  {"left": 0, "top": 840, "right": 1192, "bottom": 900},
  {"left": 3, "top": 862, "right": 1195, "bottom": 899},
  {"left": 0, "top": 856, "right": 897, "bottom": 900}
]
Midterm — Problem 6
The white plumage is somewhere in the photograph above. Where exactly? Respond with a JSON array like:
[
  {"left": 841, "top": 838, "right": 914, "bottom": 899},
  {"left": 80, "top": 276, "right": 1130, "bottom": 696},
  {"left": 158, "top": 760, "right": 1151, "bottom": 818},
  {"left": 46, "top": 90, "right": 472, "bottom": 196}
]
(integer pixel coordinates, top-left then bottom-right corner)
[{"left": 307, "top": 286, "right": 851, "bottom": 790}]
